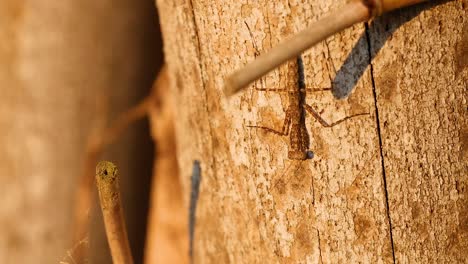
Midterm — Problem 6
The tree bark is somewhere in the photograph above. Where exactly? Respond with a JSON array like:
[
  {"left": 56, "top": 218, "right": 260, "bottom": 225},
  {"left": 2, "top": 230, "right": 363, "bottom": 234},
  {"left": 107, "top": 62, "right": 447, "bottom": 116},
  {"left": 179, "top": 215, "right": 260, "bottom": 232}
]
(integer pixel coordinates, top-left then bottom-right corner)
[
  {"left": 155, "top": 0, "right": 466, "bottom": 262},
  {"left": 368, "top": 2, "right": 467, "bottom": 262}
]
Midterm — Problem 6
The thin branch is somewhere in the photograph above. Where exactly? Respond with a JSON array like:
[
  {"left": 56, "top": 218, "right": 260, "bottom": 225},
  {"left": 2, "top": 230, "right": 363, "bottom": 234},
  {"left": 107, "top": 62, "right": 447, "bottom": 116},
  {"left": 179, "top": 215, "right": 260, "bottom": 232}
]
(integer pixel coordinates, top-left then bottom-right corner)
[
  {"left": 224, "top": 0, "right": 429, "bottom": 96},
  {"left": 96, "top": 161, "right": 134, "bottom": 264},
  {"left": 101, "top": 97, "right": 151, "bottom": 146},
  {"left": 71, "top": 81, "right": 153, "bottom": 262}
]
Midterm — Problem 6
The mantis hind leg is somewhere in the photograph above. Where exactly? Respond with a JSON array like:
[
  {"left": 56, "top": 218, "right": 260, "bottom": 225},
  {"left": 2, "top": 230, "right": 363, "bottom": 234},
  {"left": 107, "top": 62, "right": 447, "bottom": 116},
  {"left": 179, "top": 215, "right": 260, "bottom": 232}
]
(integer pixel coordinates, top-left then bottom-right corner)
[
  {"left": 247, "top": 113, "right": 292, "bottom": 136},
  {"left": 303, "top": 104, "right": 369, "bottom": 127}
]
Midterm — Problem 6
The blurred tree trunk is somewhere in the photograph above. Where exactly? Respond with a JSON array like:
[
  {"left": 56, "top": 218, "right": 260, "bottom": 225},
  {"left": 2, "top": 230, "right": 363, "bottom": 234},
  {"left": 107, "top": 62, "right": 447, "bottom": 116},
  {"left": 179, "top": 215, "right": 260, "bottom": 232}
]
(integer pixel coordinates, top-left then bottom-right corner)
[
  {"left": 144, "top": 67, "right": 189, "bottom": 264},
  {"left": 0, "top": 1, "right": 160, "bottom": 263},
  {"left": 154, "top": 0, "right": 466, "bottom": 263}
]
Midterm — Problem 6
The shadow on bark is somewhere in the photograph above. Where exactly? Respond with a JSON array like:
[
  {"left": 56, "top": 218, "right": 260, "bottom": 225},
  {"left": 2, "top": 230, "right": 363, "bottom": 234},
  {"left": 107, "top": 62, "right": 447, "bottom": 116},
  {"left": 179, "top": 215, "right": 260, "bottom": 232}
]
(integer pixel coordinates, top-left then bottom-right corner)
[{"left": 332, "top": 0, "right": 451, "bottom": 99}]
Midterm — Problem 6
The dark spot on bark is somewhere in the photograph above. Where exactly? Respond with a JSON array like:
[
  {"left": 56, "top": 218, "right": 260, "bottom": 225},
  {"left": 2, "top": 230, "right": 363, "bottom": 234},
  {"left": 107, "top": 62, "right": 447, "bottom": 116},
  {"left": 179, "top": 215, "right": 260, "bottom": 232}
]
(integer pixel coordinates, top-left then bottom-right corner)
[
  {"left": 275, "top": 179, "right": 286, "bottom": 195},
  {"left": 455, "top": 22, "right": 468, "bottom": 77},
  {"left": 175, "top": 69, "right": 184, "bottom": 92},
  {"left": 459, "top": 199, "right": 468, "bottom": 233},
  {"left": 7, "top": 228, "right": 25, "bottom": 249},
  {"left": 461, "top": 127, "right": 468, "bottom": 160},
  {"left": 191, "top": 64, "right": 202, "bottom": 88},
  {"left": 293, "top": 221, "right": 314, "bottom": 257},
  {"left": 411, "top": 204, "right": 422, "bottom": 219},
  {"left": 353, "top": 213, "right": 372, "bottom": 241},
  {"left": 377, "top": 61, "right": 398, "bottom": 102},
  {"left": 212, "top": 136, "right": 220, "bottom": 149}
]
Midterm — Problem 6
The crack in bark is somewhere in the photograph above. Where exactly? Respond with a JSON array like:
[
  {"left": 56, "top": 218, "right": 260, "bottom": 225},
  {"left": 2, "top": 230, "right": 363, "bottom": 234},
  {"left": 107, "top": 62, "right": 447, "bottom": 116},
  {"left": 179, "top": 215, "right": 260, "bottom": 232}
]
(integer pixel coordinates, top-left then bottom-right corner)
[
  {"left": 364, "top": 22, "right": 396, "bottom": 264},
  {"left": 188, "top": 0, "right": 203, "bottom": 65},
  {"left": 317, "top": 229, "right": 323, "bottom": 264},
  {"left": 186, "top": 3, "right": 224, "bottom": 261},
  {"left": 187, "top": 0, "right": 219, "bottom": 187}
]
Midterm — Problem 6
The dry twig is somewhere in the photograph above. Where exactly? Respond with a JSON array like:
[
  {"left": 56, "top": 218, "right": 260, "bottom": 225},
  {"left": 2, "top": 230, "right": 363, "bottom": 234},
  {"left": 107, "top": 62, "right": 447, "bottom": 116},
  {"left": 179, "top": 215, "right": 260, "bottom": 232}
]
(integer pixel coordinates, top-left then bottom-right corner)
[
  {"left": 72, "top": 89, "right": 151, "bottom": 261},
  {"left": 96, "top": 161, "right": 134, "bottom": 264}
]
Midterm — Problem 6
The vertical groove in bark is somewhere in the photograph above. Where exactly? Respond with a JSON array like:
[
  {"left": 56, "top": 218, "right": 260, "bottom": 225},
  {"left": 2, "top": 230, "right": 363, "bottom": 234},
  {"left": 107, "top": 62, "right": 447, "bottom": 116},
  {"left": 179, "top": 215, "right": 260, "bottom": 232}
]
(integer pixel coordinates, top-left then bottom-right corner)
[
  {"left": 369, "top": 1, "right": 467, "bottom": 262},
  {"left": 364, "top": 22, "right": 397, "bottom": 263}
]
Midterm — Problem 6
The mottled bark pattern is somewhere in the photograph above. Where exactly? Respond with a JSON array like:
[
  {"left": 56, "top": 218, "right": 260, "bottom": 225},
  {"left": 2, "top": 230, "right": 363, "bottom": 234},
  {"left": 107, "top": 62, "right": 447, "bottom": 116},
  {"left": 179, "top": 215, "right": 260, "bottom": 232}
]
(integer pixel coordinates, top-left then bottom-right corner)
[
  {"left": 369, "top": 1, "right": 467, "bottom": 262},
  {"left": 155, "top": 0, "right": 466, "bottom": 262}
]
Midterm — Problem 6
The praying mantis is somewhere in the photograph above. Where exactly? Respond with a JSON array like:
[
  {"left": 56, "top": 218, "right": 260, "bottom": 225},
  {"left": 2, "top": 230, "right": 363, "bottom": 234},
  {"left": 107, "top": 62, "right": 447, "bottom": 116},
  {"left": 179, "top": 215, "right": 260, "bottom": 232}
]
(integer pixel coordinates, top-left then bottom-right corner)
[
  {"left": 245, "top": 22, "right": 368, "bottom": 160},
  {"left": 248, "top": 56, "right": 368, "bottom": 160}
]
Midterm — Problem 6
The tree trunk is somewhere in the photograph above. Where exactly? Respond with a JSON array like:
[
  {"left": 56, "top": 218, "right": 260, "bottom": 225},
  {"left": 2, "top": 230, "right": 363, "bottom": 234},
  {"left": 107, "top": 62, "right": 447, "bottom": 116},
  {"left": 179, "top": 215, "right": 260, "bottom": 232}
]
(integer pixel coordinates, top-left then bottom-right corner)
[{"left": 155, "top": 0, "right": 466, "bottom": 262}]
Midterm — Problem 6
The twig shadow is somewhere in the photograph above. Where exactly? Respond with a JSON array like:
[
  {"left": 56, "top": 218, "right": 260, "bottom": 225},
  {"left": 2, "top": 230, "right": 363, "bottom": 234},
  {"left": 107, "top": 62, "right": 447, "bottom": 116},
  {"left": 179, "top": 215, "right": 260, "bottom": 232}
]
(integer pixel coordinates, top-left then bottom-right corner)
[{"left": 332, "top": 0, "right": 452, "bottom": 99}]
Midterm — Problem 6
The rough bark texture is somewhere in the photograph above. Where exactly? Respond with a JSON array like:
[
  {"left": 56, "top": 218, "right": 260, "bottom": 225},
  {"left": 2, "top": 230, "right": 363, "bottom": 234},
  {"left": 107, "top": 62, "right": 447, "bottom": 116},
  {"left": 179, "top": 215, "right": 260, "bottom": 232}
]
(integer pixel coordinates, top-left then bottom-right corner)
[
  {"left": 369, "top": 1, "right": 467, "bottom": 262},
  {"left": 0, "top": 1, "right": 159, "bottom": 263},
  {"left": 155, "top": 0, "right": 466, "bottom": 263}
]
